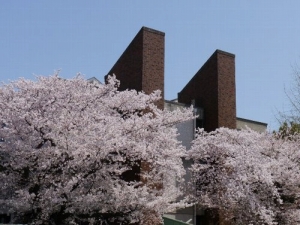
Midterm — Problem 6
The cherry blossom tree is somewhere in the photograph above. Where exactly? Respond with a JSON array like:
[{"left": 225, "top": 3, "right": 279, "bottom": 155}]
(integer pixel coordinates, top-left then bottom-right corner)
[
  {"left": 188, "top": 128, "right": 300, "bottom": 225},
  {"left": 0, "top": 74, "right": 194, "bottom": 225}
]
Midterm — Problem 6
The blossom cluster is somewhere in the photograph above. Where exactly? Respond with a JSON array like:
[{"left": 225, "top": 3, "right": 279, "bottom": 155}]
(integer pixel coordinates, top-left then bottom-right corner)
[
  {"left": 188, "top": 128, "right": 300, "bottom": 225},
  {"left": 0, "top": 74, "right": 194, "bottom": 224}
]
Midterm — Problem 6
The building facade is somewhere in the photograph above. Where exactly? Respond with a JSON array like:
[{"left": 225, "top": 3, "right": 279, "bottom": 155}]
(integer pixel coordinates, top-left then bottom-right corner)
[{"left": 105, "top": 26, "right": 267, "bottom": 225}]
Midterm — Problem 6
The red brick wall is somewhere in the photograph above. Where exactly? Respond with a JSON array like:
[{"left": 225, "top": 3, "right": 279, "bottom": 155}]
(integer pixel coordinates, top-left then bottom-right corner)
[
  {"left": 178, "top": 50, "right": 236, "bottom": 132},
  {"left": 217, "top": 51, "right": 236, "bottom": 130},
  {"left": 105, "top": 27, "right": 236, "bottom": 130},
  {"left": 105, "top": 27, "right": 165, "bottom": 109},
  {"left": 142, "top": 28, "right": 165, "bottom": 109}
]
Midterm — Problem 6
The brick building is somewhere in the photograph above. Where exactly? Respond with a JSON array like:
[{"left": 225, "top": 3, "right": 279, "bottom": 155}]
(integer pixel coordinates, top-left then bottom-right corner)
[{"left": 105, "top": 26, "right": 267, "bottom": 225}]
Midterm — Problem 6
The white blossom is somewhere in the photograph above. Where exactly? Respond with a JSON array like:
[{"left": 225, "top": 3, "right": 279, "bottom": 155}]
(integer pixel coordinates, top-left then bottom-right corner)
[
  {"left": 0, "top": 74, "right": 194, "bottom": 224},
  {"left": 188, "top": 128, "right": 300, "bottom": 225}
]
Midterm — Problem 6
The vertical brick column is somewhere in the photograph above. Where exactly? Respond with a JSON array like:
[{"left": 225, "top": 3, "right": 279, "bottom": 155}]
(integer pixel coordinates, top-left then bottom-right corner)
[
  {"left": 217, "top": 51, "right": 236, "bottom": 130},
  {"left": 178, "top": 50, "right": 236, "bottom": 131},
  {"left": 105, "top": 27, "right": 165, "bottom": 109}
]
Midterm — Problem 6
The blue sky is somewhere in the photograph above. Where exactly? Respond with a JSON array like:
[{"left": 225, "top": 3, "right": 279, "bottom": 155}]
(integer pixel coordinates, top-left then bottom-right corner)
[{"left": 1, "top": 1, "right": 300, "bottom": 131}]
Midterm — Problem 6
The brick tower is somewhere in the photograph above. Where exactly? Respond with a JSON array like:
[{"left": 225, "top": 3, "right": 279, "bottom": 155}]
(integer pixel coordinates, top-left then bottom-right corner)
[
  {"left": 105, "top": 27, "right": 165, "bottom": 109},
  {"left": 178, "top": 50, "right": 236, "bottom": 132}
]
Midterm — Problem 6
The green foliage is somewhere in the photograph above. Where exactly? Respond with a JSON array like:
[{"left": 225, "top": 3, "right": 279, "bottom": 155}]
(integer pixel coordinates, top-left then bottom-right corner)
[{"left": 276, "top": 121, "right": 300, "bottom": 138}]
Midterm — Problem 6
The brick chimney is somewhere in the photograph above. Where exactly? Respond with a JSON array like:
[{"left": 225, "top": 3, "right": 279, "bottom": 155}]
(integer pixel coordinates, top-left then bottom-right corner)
[
  {"left": 178, "top": 50, "right": 236, "bottom": 131},
  {"left": 105, "top": 27, "right": 165, "bottom": 109}
]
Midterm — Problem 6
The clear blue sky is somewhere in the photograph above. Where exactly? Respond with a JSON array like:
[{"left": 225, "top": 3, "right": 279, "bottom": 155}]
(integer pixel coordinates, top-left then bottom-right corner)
[{"left": 1, "top": 1, "right": 300, "bottom": 131}]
